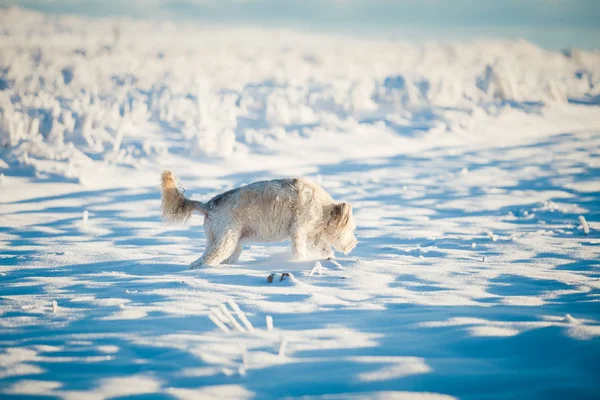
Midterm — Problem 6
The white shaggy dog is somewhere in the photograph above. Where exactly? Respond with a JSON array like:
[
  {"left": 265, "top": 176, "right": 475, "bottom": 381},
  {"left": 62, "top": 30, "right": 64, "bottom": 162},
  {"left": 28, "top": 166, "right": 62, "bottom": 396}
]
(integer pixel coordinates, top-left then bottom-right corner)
[{"left": 160, "top": 171, "right": 358, "bottom": 268}]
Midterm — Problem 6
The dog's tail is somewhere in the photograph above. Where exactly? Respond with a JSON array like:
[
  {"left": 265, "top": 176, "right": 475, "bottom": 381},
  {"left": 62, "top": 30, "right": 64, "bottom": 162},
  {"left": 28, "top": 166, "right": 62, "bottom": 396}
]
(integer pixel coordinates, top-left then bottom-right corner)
[{"left": 160, "top": 170, "right": 208, "bottom": 222}]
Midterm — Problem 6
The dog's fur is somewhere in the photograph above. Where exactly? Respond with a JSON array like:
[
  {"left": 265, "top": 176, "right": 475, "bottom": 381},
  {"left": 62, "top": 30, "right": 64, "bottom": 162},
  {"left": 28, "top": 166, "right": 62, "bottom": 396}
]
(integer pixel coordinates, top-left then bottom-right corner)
[{"left": 160, "top": 171, "right": 358, "bottom": 268}]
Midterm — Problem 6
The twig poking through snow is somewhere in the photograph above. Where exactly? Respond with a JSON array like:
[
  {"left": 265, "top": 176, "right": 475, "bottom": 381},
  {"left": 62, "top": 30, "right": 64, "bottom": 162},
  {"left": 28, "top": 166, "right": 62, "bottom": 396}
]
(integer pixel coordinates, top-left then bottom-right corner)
[
  {"left": 278, "top": 338, "right": 288, "bottom": 357},
  {"left": 82, "top": 210, "right": 89, "bottom": 230},
  {"left": 266, "top": 316, "right": 274, "bottom": 331},
  {"left": 209, "top": 313, "right": 230, "bottom": 333},
  {"left": 227, "top": 299, "right": 254, "bottom": 332},
  {"left": 579, "top": 216, "right": 590, "bottom": 236},
  {"left": 241, "top": 346, "right": 248, "bottom": 369},
  {"left": 281, "top": 273, "right": 292, "bottom": 281},
  {"left": 309, "top": 261, "right": 323, "bottom": 276},
  {"left": 327, "top": 257, "right": 344, "bottom": 269},
  {"left": 238, "top": 346, "right": 248, "bottom": 375},
  {"left": 565, "top": 314, "right": 580, "bottom": 324},
  {"left": 219, "top": 304, "right": 245, "bottom": 332},
  {"left": 52, "top": 300, "right": 58, "bottom": 313},
  {"left": 211, "top": 307, "right": 232, "bottom": 327},
  {"left": 112, "top": 125, "right": 125, "bottom": 154}
]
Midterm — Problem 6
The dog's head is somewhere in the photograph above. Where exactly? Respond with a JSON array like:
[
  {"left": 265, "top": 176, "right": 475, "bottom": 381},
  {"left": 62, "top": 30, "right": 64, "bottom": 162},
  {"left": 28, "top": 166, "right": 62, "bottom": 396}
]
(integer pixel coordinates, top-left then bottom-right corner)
[{"left": 325, "top": 202, "right": 358, "bottom": 255}]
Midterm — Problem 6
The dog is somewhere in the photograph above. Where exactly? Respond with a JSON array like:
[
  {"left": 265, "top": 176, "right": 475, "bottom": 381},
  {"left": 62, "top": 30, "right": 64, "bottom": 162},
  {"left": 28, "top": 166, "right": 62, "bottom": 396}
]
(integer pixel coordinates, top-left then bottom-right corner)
[{"left": 160, "top": 171, "right": 358, "bottom": 268}]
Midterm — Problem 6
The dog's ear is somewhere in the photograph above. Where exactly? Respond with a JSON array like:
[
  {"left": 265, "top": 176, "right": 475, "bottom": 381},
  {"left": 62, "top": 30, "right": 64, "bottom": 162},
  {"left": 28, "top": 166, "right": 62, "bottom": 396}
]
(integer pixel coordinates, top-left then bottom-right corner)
[{"left": 330, "top": 202, "right": 352, "bottom": 234}]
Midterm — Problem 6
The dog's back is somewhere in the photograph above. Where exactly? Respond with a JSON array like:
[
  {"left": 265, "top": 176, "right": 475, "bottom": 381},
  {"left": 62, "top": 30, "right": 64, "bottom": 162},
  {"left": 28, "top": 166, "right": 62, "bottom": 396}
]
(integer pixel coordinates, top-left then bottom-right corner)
[
  {"left": 207, "top": 179, "right": 298, "bottom": 210},
  {"left": 207, "top": 178, "right": 329, "bottom": 243}
]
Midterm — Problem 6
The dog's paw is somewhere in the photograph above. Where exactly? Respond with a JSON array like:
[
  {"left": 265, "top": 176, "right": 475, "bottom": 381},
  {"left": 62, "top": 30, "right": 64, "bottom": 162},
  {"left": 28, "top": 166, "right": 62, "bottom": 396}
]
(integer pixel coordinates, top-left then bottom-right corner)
[{"left": 189, "top": 258, "right": 205, "bottom": 269}]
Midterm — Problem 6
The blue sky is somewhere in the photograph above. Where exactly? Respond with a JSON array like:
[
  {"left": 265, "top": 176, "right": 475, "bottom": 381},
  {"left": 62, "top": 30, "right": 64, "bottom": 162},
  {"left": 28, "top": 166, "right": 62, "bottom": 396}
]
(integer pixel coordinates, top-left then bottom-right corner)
[{"left": 3, "top": 0, "right": 600, "bottom": 49}]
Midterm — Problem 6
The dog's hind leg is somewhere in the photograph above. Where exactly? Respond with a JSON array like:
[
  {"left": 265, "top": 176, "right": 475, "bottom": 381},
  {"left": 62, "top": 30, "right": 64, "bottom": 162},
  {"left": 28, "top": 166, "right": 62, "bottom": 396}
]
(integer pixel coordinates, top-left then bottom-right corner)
[
  {"left": 223, "top": 242, "right": 243, "bottom": 264},
  {"left": 191, "top": 229, "right": 240, "bottom": 268}
]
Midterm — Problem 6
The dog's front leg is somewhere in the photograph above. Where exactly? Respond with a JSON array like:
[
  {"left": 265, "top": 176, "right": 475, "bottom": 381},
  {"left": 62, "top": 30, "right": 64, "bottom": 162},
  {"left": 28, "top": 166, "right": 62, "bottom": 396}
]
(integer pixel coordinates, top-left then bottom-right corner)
[
  {"left": 312, "top": 234, "right": 334, "bottom": 259},
  {"left": 319, "top": 244, "right": 334, "bottom": 259},
  {"left": 291, "top": 229, "right": 308, "bottom": 260}
]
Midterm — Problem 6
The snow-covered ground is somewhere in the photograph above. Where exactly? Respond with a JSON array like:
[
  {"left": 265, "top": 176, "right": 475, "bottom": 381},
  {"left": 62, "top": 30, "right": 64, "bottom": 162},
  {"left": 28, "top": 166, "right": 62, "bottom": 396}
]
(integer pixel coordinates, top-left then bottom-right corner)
[{"left": 1, "top": 7, "right": 600, "bottom": 400}]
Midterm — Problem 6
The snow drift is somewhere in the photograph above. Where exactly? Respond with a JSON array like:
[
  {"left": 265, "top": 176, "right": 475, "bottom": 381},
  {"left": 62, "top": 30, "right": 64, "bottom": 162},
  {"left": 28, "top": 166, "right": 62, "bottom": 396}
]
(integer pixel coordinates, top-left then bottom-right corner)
[{"left": 1, "top": 7, "right": 599, "bottom": 181}]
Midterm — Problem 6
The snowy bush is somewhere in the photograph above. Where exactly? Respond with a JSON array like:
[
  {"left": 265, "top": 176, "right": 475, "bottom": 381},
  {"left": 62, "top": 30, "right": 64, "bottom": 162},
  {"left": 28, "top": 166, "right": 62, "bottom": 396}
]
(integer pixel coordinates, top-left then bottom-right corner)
[{"left": 1, "top": 8, "right": 599, "bottom": 180}]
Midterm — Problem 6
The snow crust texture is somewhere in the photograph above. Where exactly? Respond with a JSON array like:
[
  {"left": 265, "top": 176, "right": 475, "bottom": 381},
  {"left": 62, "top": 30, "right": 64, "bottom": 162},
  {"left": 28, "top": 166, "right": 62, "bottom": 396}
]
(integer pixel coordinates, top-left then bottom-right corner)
[{"left": 1, "top": 7, "right": 600, "bottom": 400}]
